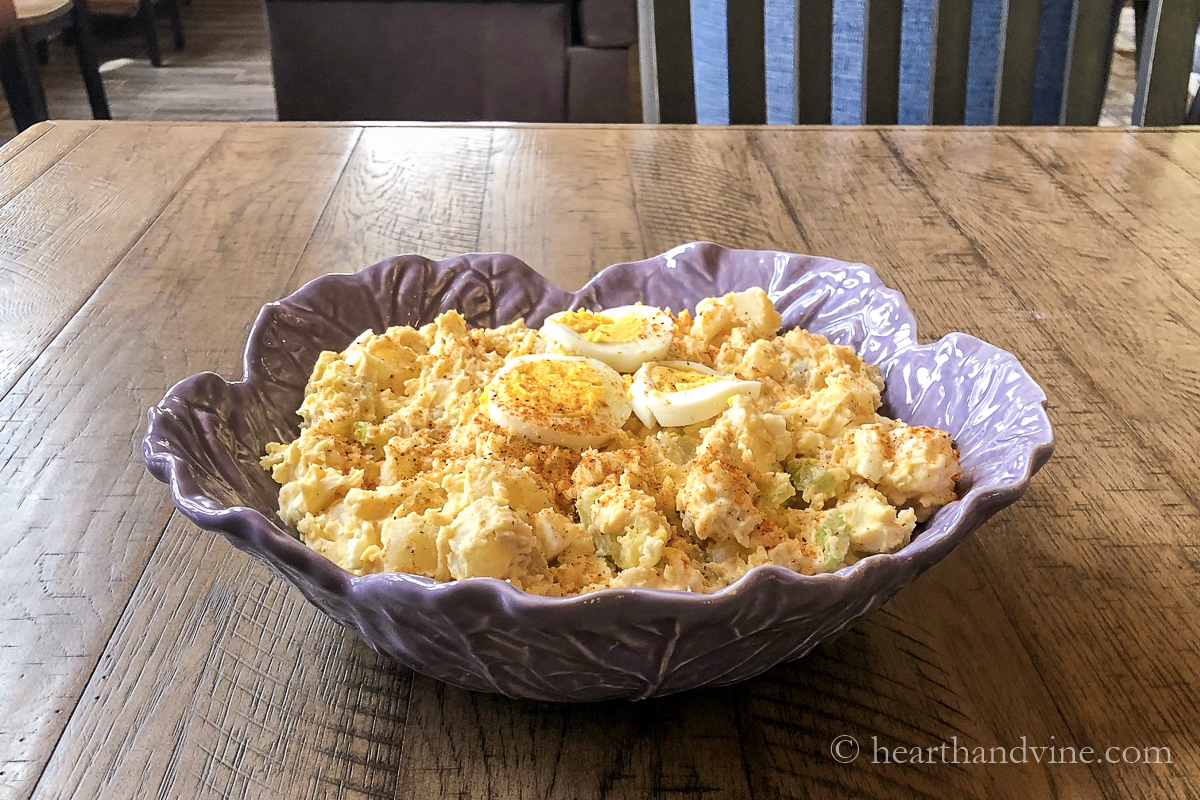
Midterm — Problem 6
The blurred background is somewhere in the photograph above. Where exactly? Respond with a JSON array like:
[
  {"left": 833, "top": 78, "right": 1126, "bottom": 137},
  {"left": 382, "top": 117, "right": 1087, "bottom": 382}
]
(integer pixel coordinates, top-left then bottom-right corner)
[{"left": 0, "top": 0, "right": 1181, "bottom": 143}]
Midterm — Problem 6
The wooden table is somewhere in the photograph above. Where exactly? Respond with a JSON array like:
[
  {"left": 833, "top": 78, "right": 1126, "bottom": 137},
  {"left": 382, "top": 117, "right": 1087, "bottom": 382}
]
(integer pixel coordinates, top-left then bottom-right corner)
[{"left": 1, "top": 119, "right": 1197, "bottom": 799}]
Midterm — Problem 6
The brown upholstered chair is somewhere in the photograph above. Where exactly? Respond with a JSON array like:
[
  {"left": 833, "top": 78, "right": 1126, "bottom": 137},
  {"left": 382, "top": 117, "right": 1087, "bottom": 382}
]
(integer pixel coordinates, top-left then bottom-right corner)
[{"left": 264, "top": 0, "right": 636, "bottom": 122}]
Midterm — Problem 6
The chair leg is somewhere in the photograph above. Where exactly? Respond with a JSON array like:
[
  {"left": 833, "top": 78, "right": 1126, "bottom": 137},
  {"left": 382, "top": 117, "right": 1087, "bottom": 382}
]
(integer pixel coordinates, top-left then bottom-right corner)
[
  {"left": 34, "top": 39, "right": 50, "bottom": 65},
  {"left": 165, "top": 0, "right": 184, "bottom": 50},
  {"left": 17, "top": 32, "right": 50, "bottom": 115},
  {"left": 70, "top": 0, "right": 111, "bottom": 119},
  {"left": 0, "top": 32, "right": 50, "bottom": 130},
  {"left": 138, "top": 0, "right": 163, "bottom": 67},
  {"left": 1133, "top": 0, "right": 1149, "bottom": 68}
]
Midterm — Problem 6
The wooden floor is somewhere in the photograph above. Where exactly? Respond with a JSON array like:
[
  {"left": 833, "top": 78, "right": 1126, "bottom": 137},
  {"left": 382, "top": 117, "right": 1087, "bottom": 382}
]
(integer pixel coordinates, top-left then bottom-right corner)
[
  {"left": 0, "top": 1, "right": 1153, "bottom": 144},
  {"left": 0, "top": 0, "right": 275, "bottom": 141},
  {"left": 1103, "top": 4, "right": 1140, "bottom": 125}
]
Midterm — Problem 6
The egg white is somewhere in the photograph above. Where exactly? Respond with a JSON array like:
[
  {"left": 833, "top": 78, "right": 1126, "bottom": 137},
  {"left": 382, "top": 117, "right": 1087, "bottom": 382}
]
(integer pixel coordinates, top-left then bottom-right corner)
[
  {"left": 540, "top": 304, "right": 673, "bottom": 373},
  {"left": 630, "top": 360, "right": 761, "bottom": 428},
  {"left": 485, "top": 354, "right": 632, "bottom": 449}
]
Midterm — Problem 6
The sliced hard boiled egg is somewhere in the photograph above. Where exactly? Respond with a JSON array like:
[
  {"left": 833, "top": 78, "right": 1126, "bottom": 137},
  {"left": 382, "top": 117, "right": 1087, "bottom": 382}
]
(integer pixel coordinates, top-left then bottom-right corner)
[
  {"left": 540, "top": 304, "right": 673, "bottom": 373},
  {"left": 484, "top": 354, "right": 632, "bottom": 449},
  {"left": 630, "top": 361, "right": 761, "bottom": 428}
]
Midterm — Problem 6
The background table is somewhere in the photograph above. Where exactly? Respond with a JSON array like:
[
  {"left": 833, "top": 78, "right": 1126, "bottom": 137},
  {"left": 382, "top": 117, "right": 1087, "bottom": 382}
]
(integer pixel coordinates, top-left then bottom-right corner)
[{"left": 1, "top": 120, "right": 1197, "bottom": 799}]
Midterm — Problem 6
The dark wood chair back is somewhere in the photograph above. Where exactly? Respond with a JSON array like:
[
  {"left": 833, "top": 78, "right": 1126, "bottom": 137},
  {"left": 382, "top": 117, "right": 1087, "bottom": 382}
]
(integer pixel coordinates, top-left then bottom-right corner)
[
  {"left": 1131, "top": 0, "right": 1200, "bottom": 125},
  {"left": 638, "top": 0, "right": 1200, "bottom": 126}
]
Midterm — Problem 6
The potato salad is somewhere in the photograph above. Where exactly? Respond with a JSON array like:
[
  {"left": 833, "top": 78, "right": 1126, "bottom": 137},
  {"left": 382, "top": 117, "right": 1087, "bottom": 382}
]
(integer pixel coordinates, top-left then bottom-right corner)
[{"left": 261, "top": 288, "right": 960, "bottom": 595}]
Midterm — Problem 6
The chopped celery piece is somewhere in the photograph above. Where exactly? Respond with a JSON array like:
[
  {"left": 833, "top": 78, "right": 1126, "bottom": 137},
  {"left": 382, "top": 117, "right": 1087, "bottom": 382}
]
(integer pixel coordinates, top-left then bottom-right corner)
[
  {"left": 592, "top": 531, "right": 617, "bottom": 558},
  {"left": 787, "top": 458, "right": 839, "bottom": 498},
  {"left": 814, "top": 510, "right": 849, "bottom": 568},
  {"left": 786, "top": 458, "right": 816, "bottom": 491},
  {"left": 351, "top": 422, "right": 390, "bottom": 448},
  {"left": 756, "top": 474, "right": 796, "bottom": 508}
]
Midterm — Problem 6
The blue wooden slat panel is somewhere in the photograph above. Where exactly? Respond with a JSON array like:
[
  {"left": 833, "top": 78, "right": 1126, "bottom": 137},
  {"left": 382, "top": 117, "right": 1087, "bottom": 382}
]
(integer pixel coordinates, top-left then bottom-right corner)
[
  {"left": 965, "top": 0, "right": 1002, "bottom": 124},
  {"left": 898, "top": 0, "right": 935, "bottom": 124},
  {"left": 767, "top": 0, "right": 796, "bottom": 123},
  {"left": 691, "top": 0, "right": 729, "bottom": 123},
  {"left": 1029, "top": 0, "right": 1073, "bottom": 123},
  {"left": 831, "top": 0, "right": 865, "bottom": 123},
  {"left": 677, "top": 0, "right": 1085, "bottom": 127}
]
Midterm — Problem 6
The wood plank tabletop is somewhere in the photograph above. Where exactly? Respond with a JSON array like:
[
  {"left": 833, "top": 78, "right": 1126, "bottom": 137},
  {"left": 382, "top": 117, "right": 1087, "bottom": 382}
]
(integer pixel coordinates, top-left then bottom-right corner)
[{"left": 1, "top": 120, "right": 1197, "bottom": 800}]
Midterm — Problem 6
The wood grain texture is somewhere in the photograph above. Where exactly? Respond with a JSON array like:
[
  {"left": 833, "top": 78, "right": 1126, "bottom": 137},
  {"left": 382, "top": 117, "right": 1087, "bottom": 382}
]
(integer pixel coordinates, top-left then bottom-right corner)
[
  {"left": 623, "top": 127, "right": 796, "bottom": 251},
  {"left": 2, "top": 123, "right": 1199, "bottom": 799},
  {"left": 26, "top": 124, "right": 492, "bottom": 800},
  {"left": 1011, "top": 131, "right": 1200, "bottom": 303},
  {"left": 748, "top": 127, "right": 1110, "bottom": 797},
  {"left": 0, "top": 121, "right": 224, "bottom": 397},
  {"left": 286, "top": 125, "right": 494, "bottom": 277},
  {"left": 0, "top": 120, "right": 52, "bottom": 167},
  {"left": 32, "top": 517, "right": 414, "bottom": 800},
  {"left": 628, "top": 128, "right": 1091, "bottom": 798},
  {"left": 876, "top": 129, "right": 1200, "bottom": 798},
  {"left": 0, "top": 121, "right": 357, "bottom": 799},
  {"left": 0, "top": 121, "right": 91, "bottom": 205},
  {"left": 479, "top": 126, "right": 643, "bottom": 287}
]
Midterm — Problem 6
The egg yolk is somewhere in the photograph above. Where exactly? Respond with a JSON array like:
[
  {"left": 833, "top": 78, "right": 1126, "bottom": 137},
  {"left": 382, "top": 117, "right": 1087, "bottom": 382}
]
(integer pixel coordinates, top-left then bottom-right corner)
[
  {"left": 557, "top": 309, "right": 646, "bottom": 343},
  {"left": 491, "top": 359, "right": 612, "bottom": 418},
  {"left": 648, "top": 365, "right": 724, "bottom": 393}
]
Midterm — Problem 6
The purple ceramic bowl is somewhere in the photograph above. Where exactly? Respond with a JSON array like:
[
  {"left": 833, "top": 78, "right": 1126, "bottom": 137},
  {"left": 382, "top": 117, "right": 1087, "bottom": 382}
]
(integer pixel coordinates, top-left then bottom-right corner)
[{"left": 143, "top": 243, "right": 1052, "bottom": 701}]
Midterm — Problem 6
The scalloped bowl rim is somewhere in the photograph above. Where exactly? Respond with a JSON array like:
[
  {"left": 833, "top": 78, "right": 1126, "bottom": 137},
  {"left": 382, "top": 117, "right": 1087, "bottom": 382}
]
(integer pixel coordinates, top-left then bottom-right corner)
[{"left": 143, "top": 244, "right": 1055, "bottom": 614}]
